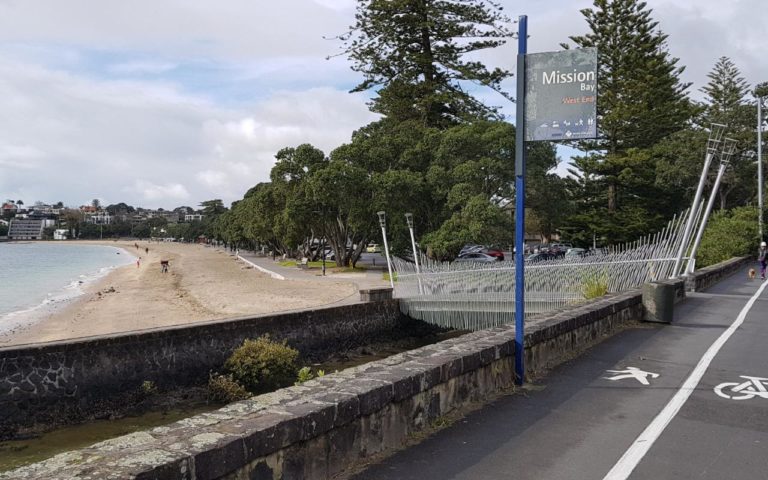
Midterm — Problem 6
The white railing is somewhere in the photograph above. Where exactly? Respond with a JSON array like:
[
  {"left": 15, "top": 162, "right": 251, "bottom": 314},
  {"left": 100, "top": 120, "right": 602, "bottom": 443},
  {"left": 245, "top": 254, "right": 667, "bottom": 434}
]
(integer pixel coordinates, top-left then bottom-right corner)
[{"left": 392, "top": 208, "right": 696, "bottom": 330}]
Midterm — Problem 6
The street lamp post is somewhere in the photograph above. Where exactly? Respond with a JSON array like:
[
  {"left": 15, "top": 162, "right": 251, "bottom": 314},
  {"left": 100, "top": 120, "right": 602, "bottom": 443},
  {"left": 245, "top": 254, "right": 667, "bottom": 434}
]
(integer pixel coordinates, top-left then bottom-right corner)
[
  {"left": 404, "top": 213, "right": 421, "bottom": 274},
  {"left": 672, "top": 123, "right": 726, "bottom": 278},
  {"left": 377, "top": 211, "right": 395, "bottom": 289},
  {"left": 686, "top": 139, "right": 737, "bottom": 274},
  {"left": 405, "top": 213, "right": 423, "bottom": 295}
]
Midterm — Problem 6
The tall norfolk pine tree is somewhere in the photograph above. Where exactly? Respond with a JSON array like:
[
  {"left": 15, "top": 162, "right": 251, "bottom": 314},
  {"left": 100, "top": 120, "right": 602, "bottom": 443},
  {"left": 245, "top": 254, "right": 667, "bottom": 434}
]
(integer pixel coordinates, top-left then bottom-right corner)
[
  {"left": 562, "top": 0, "right": 693, "bottom": 244},
  {"left": 336, "top": 0, "right": 514, "bottom": 127},
  {"left": 701, "top": 57, "right": 755, "bottom": 209}
]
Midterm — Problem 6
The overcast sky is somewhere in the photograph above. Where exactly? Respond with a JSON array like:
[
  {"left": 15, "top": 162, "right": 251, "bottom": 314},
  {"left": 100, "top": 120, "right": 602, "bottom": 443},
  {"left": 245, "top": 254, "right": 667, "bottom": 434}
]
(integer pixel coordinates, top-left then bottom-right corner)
[{"left": 1, "top": 0, "right": 766, "bottom": 209}]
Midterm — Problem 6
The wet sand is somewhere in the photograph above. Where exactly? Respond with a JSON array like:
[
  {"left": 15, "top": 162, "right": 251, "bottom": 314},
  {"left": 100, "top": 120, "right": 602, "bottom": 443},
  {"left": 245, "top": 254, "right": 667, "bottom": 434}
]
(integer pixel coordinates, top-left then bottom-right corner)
[{"left": 0, "top": 241, "right": 357, "bottom": 346}]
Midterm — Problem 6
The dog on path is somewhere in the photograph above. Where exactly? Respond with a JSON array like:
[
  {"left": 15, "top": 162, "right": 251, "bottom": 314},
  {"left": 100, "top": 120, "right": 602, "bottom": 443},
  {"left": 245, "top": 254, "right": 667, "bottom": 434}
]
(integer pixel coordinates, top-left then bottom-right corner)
[{"left": 748, "top": 268, "right": 756, "bottom": 280}]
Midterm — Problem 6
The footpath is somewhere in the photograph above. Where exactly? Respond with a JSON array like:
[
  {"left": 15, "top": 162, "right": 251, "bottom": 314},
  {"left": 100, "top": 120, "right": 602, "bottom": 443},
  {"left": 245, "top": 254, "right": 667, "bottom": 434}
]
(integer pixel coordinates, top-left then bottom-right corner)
[
  {"left": 354, "top": 268, "right": 768, "bottom": 480},
  {"left": 217, "top": 248, "right": 389, "bottom": 305}
]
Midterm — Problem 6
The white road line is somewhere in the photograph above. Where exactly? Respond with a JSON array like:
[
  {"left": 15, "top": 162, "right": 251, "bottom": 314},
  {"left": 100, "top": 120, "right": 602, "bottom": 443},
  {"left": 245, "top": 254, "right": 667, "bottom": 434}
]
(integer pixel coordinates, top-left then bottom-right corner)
[{"left": 603, "top": 279, "right": 768, "bottom": 480}]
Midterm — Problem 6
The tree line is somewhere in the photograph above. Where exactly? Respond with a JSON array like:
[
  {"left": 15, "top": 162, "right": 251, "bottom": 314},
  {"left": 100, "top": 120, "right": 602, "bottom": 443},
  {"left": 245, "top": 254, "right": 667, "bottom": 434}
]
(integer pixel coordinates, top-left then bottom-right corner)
[{"left": 203, "top": 0, "right": 766, "bottom": 264}]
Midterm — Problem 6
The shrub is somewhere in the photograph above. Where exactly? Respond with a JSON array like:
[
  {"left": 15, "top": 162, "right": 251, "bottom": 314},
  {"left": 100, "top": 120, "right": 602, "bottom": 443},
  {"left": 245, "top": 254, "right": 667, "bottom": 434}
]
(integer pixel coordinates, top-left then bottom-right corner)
[
  {"left": 580, "top": 270, "right": 608, "bottom": 300},
  {"left": 207, "top": 373, "right": 250, "bottom": 403},
  {"left": 140, "top": 380, "right": 157, "bottom": 395},
  {"left": 225, "top": 335, "right": 299, "bottom": 393},
  {"left": 295, "top": 367, "right": 327, "bottom": 385},
  {"left": 697, "top": 206, "right": 759, "bottom": 268},
  {"left": 296, "top": 366, "right": 314, "bottom": 385}
]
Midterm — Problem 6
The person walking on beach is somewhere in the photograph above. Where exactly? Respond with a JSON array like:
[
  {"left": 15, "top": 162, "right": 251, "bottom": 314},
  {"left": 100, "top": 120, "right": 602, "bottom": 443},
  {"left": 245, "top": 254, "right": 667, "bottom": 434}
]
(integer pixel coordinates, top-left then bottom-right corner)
[
  {"left": 145, "top": 247, "right": 149, "bottom": 254},
  {"left": 160, "top": 260, "right": 169, "bottom": 273},
  {"left": 759, "top": 241, "right": 768, "bottom": 280},
  {"left": 136, "top": 257, "right": 141, "bottom": 268}
]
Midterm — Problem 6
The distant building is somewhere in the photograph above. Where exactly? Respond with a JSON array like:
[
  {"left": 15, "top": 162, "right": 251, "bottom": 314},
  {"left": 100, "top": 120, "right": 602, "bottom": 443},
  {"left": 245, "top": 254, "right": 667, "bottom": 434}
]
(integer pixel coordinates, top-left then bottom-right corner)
[
  {"left": 2, "top": 203, "right": 18, "bottom": 217},
  {"left": 29, "top": 204, "right": 60, "bottom": 216},
  {"left": 53, "top": 229, "right": 69, "bottom": 240},
  {"left": 184, "top": 214, "right": 204, "bottom": 222},
  {"left": 87, "top": 212, "right": 112, "bottom": 225},
  {"left": 7, "top": 218, "right": 55, "bottom": 240}
]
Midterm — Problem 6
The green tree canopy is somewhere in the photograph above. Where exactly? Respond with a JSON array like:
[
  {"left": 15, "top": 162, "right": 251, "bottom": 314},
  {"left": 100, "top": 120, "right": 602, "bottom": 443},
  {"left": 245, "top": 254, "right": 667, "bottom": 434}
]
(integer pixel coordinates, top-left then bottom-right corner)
[
  {"left": 562, "top": 0, "right": 693, "bottom": 244},
  {"left": 337, "top": 0, "right": 514, "bottom": 127}
]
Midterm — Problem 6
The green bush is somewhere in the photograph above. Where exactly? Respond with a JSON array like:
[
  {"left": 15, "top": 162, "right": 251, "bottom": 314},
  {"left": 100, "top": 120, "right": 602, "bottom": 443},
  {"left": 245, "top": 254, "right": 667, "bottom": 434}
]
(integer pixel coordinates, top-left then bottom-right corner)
[
  {"left": 580, "top": 270, "right": 608, "bottom": 300},
  {"left": 295, "top": 367, "right": 326, "bottom": 385},
  {"left": 224, "top": 336, "right": 299, "bottom": 393},
  {"left": 140, "top": 380, "right": 157, "bottom": 395},
  {"left": 697, "top": 206, "right": 759, "bottom": 268},
  {"left": 295, "top": 366, "right": 314, "bottom": 385},
  {"left": 207, "top": 373, "right": 250, "bottom": 403}
]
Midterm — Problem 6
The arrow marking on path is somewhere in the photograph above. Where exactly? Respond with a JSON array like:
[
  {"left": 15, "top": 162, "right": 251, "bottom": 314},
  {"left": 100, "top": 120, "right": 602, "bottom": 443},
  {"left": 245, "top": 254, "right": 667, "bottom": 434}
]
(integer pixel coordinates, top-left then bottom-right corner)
[{"left": 603, "top": 367, "right": 660, "bottom": 386}]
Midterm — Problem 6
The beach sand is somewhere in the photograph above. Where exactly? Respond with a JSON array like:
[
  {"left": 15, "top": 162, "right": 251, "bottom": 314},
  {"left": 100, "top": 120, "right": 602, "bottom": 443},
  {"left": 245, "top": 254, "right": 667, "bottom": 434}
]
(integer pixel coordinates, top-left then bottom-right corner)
[{"left": 0, "top": 241, "right": 358, "bottom": 346}]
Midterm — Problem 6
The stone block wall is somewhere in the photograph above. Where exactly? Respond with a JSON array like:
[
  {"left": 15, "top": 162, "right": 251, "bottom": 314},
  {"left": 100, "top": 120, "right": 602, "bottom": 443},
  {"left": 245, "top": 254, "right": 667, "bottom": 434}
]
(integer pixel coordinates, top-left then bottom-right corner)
[
  {"left": 0, "top": 300, "right": 436, "bottom": 438},
  {"left": 685, "top": 256, "right": 751, "bottom": 292},
  {"left": 2, "top": 291, "right": 643, "bottom": 479}
]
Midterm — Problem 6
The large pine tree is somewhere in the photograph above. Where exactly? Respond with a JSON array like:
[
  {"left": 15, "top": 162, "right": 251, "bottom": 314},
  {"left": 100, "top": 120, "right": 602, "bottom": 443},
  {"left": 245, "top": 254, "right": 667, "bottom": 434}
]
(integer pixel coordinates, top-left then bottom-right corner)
[
  {"left": 563, "top": 0, "right": 693, "bottom": 244},
  {"left": 700, "top": 57, "right": 755, "bottom": 209},
  {"left": 337, "top": 0, "right": 514, "bottom": 127}
]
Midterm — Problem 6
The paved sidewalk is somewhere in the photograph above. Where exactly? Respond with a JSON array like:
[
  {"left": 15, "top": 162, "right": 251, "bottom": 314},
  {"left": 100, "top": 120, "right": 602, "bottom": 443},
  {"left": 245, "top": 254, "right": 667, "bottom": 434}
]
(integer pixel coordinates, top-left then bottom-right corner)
[{"left": 210, "top": 247, "right": 390, "bottom": 305}]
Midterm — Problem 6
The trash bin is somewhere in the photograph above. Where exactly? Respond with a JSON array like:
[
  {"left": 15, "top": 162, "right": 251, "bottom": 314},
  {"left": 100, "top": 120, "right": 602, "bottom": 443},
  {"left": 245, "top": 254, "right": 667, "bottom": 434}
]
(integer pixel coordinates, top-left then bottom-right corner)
[{"left": 642, "top": 281, "right": 676, "bottom": 323}]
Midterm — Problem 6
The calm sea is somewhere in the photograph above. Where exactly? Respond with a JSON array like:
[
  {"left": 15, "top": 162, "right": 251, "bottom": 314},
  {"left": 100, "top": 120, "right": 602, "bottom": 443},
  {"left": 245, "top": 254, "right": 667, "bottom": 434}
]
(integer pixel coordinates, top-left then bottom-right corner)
[{"left": 0, "top": 243, "right": 134, "bottom": 328}]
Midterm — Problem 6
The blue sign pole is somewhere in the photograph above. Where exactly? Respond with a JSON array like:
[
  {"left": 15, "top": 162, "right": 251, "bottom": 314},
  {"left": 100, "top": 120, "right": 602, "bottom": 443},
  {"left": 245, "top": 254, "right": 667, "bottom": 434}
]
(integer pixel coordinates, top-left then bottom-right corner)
[{"left": 514, "top": 15, "right": 527, "bottom": 385}]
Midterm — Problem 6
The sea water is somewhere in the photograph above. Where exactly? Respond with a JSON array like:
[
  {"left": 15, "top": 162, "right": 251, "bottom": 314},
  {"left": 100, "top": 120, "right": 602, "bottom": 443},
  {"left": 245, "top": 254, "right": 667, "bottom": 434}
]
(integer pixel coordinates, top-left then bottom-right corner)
[{"left": 0, "top": 243, "right": 134, "bottom": 331}]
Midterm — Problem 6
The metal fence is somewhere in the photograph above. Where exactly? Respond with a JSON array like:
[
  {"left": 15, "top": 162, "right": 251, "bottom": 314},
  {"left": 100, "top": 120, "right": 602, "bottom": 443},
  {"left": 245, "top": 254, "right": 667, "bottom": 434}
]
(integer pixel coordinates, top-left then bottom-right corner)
[{"left": 392, "top": 208, "right": 695, "bottom": 331}]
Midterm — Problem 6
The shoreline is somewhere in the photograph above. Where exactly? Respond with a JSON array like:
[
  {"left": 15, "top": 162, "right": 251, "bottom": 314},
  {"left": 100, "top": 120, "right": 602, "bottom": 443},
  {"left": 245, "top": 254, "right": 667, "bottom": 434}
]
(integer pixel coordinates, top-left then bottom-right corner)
[
  {"left": 0, "top": 241, "right": 358, "bottom": 346},
  {"left": 0, "top": 243, "right": 137, "bottom": 342}
]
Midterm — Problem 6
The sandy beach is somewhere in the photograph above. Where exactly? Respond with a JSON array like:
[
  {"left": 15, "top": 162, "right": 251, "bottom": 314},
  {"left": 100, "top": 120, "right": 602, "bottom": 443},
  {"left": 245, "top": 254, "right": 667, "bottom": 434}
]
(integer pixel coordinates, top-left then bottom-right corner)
[{"left": 0, "top": 241, "right": 358, "bottom": 346}]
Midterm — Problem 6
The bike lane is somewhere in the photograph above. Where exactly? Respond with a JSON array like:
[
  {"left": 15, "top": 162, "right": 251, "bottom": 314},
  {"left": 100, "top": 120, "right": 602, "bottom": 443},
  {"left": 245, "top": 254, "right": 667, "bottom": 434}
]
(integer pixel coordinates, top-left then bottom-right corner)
[
  {"left": 626, "top": 277, "right": 768, "bottom": 479},
  {"left": 352, "top": 270, "right": 766, "bottom": 480}
]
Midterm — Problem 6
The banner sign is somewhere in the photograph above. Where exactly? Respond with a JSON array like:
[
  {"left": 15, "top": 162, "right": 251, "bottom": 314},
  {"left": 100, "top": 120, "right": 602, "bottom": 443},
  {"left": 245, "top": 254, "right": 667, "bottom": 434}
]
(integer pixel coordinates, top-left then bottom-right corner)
[{"left": 524, "top": 48, "right": 598, "bottom": 142}]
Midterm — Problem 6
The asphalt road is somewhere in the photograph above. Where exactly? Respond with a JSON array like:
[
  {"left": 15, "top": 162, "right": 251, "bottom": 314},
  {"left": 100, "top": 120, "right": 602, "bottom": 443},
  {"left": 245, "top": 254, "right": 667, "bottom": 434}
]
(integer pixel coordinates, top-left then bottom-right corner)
[{"left": 353, "top": 268, "right": 768, "bottom": 480}]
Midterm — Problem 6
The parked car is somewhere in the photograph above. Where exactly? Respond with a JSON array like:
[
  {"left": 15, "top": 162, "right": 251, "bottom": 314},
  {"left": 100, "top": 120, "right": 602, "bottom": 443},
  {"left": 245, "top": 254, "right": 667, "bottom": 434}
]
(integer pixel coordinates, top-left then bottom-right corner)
[
  {"left": 366, "top": 243, "right": 382, "bottom": 253},
  {"left": 454, "top": 252, "right": 502, "bottom": 264},
  {"left": 565, "top": 247, "right": 586, "bottom": 257},
  {"left": 459, "top": 244, "right": 484, "bottom": 256},
  {"left": 526, "top": 252, "right": 555, "bottom": 263},
  {"left": 483, "top": 247, "right": 505, "bottom": 261},
  {"left": 459, "top": 244, "right": 505, "bottom": 261}
]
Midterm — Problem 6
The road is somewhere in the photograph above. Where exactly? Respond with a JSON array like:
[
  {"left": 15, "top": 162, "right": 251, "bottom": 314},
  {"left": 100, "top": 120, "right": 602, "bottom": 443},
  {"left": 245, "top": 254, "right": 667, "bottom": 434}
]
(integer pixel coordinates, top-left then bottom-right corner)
[{"left": 353, "top": 268, "right": 768, "bottom": 480}]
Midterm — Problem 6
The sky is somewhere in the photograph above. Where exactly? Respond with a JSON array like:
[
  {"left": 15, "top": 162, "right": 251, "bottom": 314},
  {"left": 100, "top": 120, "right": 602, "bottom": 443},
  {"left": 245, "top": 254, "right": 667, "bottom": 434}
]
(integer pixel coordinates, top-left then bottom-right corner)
[{"left": 1, "top": 0, "right": 766, "bottom": 210}]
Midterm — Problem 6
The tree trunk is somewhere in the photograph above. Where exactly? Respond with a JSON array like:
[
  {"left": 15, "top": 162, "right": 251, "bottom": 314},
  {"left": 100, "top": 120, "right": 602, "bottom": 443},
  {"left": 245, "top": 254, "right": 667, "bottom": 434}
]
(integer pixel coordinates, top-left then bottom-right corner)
[{"left": 608, "top": 183, "right": 617, "bottom": 212}]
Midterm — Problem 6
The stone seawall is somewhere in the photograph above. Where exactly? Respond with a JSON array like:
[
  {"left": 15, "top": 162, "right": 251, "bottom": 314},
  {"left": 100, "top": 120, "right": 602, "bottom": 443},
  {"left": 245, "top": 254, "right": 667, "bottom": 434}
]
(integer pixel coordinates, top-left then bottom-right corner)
[
  {"left": 2, "top": 290, "right": 644, "bottom": 479},
  {"left": 685, "top": 256, "right": 751, "bottom": 292},
  {"left": 0, "top": 301, "right": 436, "bottom": 438}
]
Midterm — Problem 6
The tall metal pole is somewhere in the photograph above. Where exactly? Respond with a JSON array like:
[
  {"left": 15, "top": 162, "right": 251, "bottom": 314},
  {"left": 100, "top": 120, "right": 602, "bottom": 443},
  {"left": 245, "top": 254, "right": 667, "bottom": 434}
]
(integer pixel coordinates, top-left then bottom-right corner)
[
  {"left": 378, "top": 211, "right": 394, "bottom": 289},
  {"left": 405, "top": 213, "right": 423, "bottom": 295},
  {"left": 758, "top": 98, "right": 763, "bottom": 241},
  {"left": 686, "top": 162, "right": 727, "bottom": 275},
  {"left": 671, "top": 124, "right": 725, "bottom": 278},
  {"left": 514, "top": 15, "right": 527, "bottom": 386},
  {"left": 405, "top": 213, "right": 421, "bottom": 274},
  {"left": 687, "top": 138, "right": 737, "bottom": 274}
]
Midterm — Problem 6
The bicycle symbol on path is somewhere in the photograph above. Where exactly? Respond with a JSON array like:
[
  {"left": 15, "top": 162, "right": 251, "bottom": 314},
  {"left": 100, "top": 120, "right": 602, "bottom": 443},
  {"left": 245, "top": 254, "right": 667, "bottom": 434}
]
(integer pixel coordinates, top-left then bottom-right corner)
[{"left": 713, "top": 376, "right": 768, "bottom": 400}]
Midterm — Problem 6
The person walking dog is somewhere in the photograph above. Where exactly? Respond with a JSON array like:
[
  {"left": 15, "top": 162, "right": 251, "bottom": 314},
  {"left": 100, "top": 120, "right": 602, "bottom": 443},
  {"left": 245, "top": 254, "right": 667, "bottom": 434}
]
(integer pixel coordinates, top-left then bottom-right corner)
[{"left": 759, "top": 241, "right": 768, "bottom": 280}]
